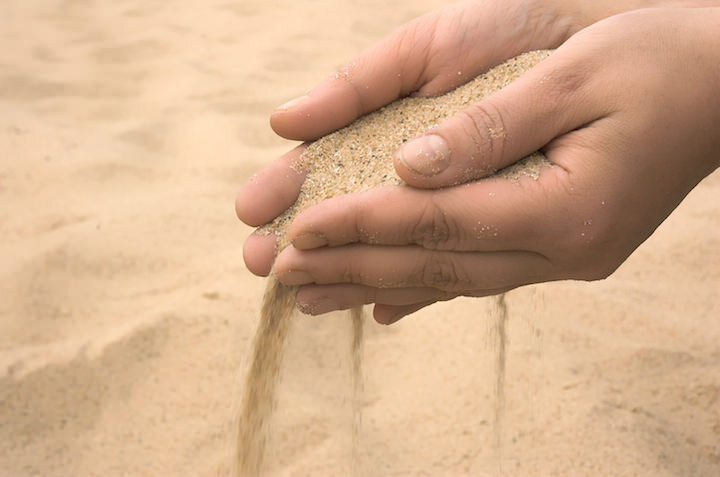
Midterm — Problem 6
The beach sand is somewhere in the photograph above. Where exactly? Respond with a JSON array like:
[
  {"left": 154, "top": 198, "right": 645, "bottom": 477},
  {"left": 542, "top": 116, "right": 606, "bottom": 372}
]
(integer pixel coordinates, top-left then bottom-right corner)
[{"left": 1, "top": 1, "right": 719, "bottom": 476}]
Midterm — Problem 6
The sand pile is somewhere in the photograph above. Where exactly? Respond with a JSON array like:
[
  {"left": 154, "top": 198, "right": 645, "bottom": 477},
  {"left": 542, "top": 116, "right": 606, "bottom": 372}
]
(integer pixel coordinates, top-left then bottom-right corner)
[{"left": 236, "top": 50, "right": 551, "bottom": 476}]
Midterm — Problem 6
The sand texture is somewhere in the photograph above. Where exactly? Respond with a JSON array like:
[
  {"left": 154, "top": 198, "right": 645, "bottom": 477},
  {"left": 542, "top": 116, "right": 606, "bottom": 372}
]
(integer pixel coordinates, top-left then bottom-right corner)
[{"left": 1, "top": 1, "right": 719, "bottom": 476}]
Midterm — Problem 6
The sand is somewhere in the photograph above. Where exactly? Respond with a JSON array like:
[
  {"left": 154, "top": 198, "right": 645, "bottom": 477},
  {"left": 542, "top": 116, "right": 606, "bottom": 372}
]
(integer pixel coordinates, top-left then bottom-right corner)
[
  {"left": 236, "top": 282, "right": 363, "bottom": 477},
  {"left": 1, "top": 1, "right": 719, "bottom": 476},
  {"left": 236, "top": 279, "right": 296, "bottom": 477}
]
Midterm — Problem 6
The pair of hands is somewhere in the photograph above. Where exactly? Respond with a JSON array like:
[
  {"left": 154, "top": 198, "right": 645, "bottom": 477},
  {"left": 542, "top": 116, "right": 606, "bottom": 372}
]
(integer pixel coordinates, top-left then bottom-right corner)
[{"left": 236, "top": 0, "right": 720, "bottom": 324}]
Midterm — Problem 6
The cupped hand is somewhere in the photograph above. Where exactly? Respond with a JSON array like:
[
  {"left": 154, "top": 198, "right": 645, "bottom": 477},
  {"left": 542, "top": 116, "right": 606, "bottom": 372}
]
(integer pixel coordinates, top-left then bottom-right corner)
[
  {"left": 237, "top": 3, "right": 720, "bottom": 324},
  {"left": 237, "top": 0, "right": 578, "bottom": 228},
  {"left": 237, "top": 0, "right": 578, "bottom": 276}
]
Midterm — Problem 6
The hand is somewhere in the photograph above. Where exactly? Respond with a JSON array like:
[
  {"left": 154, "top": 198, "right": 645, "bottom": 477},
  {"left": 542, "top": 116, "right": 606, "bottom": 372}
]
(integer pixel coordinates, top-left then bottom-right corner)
[
  {"left": 237, "top": 2, "right": 720, "bottom": 324},
  {"left": 238, "top": 0, "right": 580, "bottom": 275}
]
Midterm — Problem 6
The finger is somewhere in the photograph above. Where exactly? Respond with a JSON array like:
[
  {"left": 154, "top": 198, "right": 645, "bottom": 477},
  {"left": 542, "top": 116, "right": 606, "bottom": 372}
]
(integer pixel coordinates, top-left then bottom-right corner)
[
  {"left": 270, "top": 3, "right": 572, "bottom": 142},
  {"left": 393, "top": 41, "right": 616, "bottom": 188},
  {"left": 243, "top": 231, "right": 278, "bottom": 277},
  {"left": 274, "top": 244, "right": 552, "bottom": 292},
  {"left": 295, "top": 283, "right": 453, "bottom": 315},
  {"left": 235, "top": 144, "right": 307, "bottom": 227},
  {"left": 288, "top": 175, "right": 560, "bottom": 252},
  {"left": 269, "top": 18, "right": 433, "bottom": 141},
  {"left": 374, "top": 301, "right": 435, "bottom": 325},
  {"left": 295, "top": 282, "right": 514, "bottom": 315},
  {"left": 373, "top": 283, "right": 516, "bottom": 324}
]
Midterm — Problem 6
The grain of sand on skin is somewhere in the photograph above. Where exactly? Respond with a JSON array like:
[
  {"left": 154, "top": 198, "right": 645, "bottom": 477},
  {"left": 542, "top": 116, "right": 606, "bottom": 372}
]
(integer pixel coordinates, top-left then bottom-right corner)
[{"left": 236, "top": 50, "right": 553, "bottom": 476}]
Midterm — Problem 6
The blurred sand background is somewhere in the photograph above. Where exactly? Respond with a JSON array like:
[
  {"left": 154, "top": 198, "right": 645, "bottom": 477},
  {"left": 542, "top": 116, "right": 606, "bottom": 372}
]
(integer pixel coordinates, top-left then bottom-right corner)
[{"left": 1, "top": 0, "right": 718, "bottom": 475}]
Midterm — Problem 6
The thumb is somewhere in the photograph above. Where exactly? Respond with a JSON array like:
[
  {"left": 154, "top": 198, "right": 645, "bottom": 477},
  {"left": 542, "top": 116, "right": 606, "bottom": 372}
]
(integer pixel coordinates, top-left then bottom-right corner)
[{"left": 393, "top": 49, "right": 607, "bottom": 188}]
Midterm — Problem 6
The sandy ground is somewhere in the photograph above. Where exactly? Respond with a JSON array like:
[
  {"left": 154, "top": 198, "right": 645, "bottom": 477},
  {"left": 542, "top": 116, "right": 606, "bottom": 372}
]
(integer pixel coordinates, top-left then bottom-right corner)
[{"left": 1, "top": 1, "right": 718, "bottom": 476}]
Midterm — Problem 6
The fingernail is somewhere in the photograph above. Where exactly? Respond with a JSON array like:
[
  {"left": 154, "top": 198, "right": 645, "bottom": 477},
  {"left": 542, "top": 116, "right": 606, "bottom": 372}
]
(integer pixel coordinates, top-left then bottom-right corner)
[
  {"left": 276, "top": 95, "right": 309, "bottom": 111},
  {"left": 397, "top": 134, "right": 451, "bottom": 176},
  {"left": 278, "top": 270, "right": 314, "bottom": 285},
  {"left": 292, "top": 232, "right": 328, "bottom": 250}
]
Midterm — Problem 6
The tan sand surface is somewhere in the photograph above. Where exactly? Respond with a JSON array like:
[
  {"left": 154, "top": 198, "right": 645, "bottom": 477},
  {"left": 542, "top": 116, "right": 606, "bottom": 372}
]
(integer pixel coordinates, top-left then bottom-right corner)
[{"left": 1, "top": 1, "right": 718, "bottom": 476}]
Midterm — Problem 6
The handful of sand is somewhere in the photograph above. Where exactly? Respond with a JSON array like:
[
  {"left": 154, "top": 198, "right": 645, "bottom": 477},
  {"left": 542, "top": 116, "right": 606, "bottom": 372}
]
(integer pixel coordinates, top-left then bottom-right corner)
[
  {"left": 237, "top": 50, "right": 552, "bottom": 477},
  {"left": 261, "top": 49, "right": 552, "bottom": 248}
]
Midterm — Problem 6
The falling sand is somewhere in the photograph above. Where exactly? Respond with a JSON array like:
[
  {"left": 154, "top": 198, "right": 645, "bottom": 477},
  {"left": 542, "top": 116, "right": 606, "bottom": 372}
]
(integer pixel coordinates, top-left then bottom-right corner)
[
  {"left": 236, "top": 50, "right": 553, "bottom": 476},
  {"left": 492, "top": 293, "right": 510, "bottom": 475}
]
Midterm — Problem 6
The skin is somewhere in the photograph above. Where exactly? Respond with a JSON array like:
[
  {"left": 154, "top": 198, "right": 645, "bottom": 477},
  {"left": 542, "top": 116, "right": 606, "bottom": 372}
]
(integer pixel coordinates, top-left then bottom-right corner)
[{"left": 236, "top": 0, "right": 720, "bottom": 324}]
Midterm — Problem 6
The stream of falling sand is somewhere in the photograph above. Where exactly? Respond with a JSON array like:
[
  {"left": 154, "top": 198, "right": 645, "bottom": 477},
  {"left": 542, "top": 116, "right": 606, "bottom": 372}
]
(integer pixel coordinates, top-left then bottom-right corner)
[
  {"left": 493, "top": 293, "right": 509, "bottom": 476},
  {"left": 235, "top": 278, "right": 364, "bottom": 477},
  {"left": 350, "top": 306, "right": 364, "bottom": 477},
  {"left": 235, "top": 279, "right": 295, "bottom": 477}
]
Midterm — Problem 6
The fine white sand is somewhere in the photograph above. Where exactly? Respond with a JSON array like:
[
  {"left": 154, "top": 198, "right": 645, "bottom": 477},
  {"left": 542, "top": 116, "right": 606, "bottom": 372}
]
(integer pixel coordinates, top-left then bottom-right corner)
[{"left": 1, "top": 1, "right": 719, "bottom": 476}]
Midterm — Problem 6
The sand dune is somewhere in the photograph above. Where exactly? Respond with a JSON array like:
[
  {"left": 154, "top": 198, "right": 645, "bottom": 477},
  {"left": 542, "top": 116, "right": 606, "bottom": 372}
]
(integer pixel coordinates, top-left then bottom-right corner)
[{"left": 1, "top": 1, "right": 718, "bottom": 476}]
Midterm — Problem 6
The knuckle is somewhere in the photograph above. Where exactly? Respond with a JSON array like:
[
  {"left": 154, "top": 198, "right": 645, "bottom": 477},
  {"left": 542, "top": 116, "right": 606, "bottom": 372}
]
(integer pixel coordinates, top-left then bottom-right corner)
[
  {"left": 353, "top": 194, "right": 379, "bottom": 244},
  {"left": 535, "top": 58, "right": 593, "bottom": 110},
  {"left": 341, "top": 260, "right": 357, "bottom": 285},
  {"left": 410, "top": 194, "right": 458, "bottom": 250},
  {"left": 327, "top": 250, "right": 360, "bottom": 285},
  {"left": 542, "top": 68, "right": 587, "bottom": 103},
  {"left": 419, "top": 253, "right": 467, "bottom": 291},
  {"left": 460, "top": 100, "right": 509, "bottom": 170},
  {"left": 362, "top": 286, "right": 378, "bottom": 303}
]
